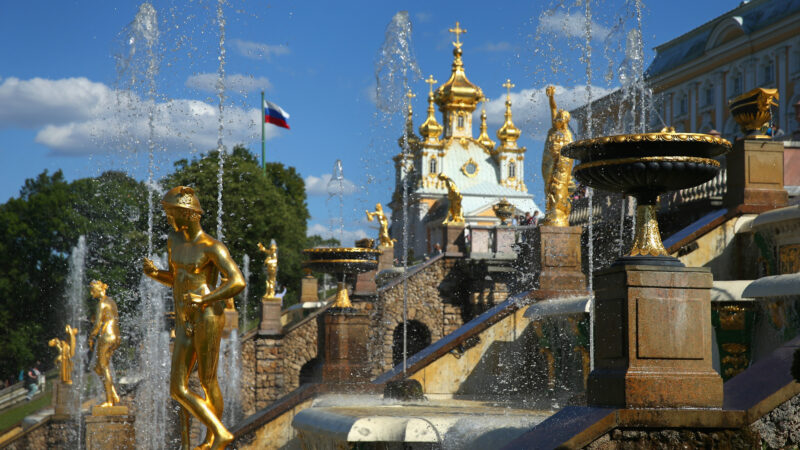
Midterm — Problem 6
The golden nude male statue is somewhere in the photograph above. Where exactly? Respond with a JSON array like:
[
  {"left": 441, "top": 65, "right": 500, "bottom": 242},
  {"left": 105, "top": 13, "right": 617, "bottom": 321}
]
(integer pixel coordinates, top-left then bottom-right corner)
[
  {"left": 49, "top": 325, "right": 79, "bottom": 384},
  {"left": 88, "top": 280, "right": 121, "bottom": 407},
  {"left": 437, "top": 174, "right": 465, "bottom": 224},
  {"left": 143, "top": 186, "right": 245, "bottom": 450},
  {"left": 366, "top": 203, "right": 396, "bottom": 247},
  {"left": 257, "top": 241, "right": 278, "bottom": 299},
  {"left": 541, "top": 85, "right": 575, "bottom": 226}
]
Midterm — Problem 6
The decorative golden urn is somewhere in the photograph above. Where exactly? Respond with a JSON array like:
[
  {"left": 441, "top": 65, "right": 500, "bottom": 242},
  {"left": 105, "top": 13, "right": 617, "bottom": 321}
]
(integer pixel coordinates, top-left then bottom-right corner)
[
  {"left": 729, "top": 87, "right": 779, "bottom": 139},
  {"left": 492, "top": 198, "right": 514, "bottom": 226}
]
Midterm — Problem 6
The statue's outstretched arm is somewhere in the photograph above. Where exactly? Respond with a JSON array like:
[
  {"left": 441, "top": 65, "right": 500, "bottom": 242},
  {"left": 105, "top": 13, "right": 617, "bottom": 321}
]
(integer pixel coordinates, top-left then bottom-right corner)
[{"left": 546, "top": 86, "right": 558, "bottom": 124}]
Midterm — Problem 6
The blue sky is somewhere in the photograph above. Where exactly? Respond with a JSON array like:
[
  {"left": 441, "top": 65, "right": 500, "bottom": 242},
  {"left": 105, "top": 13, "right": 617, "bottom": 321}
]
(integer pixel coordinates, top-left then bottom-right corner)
[{"left": 0, "top": 0, "right": 738, "bottom": 244}]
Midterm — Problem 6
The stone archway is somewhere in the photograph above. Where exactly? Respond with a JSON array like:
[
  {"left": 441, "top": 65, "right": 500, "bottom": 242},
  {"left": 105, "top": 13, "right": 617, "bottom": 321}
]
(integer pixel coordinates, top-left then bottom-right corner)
[
  {"left": 299, "top": 357, "right": 321, "bottom": 386},
  {"left": 392, "top": 320, "right": 432, "bottom": 367}
]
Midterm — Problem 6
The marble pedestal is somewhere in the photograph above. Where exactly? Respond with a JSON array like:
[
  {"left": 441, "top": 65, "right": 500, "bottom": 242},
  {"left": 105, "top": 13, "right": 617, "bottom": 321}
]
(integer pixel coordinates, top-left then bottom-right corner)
[
  {"left": 533, "top": 225, "right": 586, "bottom": 292},
  {"left": 322, "top": 308, "right": 371, "bottom": 386},
  {"left": 85, "top": 406, "right": 135, "bottom": 450},
  {"left": 52, "top": 380, "right": 76, "bottom": 417},
  {"left": 260, "top": 296, "right": 282, "bottom": 335},
  {"left": 588, "top": 264, "right": 723, "bottom": 408}
]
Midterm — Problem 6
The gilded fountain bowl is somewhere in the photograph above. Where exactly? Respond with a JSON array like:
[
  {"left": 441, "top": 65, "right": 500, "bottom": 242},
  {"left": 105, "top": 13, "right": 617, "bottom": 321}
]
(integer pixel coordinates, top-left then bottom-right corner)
[
  {"left": 302, "top": 247, "right": 380, "bottom": 274},
  {"left": 563, "top": 132, "right": 731, "bottom": 198}
]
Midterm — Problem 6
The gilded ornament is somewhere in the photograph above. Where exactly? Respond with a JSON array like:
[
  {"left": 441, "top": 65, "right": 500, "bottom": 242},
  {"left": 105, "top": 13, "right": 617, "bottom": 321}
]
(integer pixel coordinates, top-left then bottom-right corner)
[
  {"left": 778, "top": 244, "right": 800, "bottom": 274},
  {"left": 477, "top": 97, "right": 496, "bottom": 149},
  {"left": 434, "top": 22, "right": 483, "bottom": 114},
  {"left": 258, "top": 240, "right": 279, "bottom": 299},
  {"left": 729, "top": 87, "right": 779, "bottom": 139},
  {"left": 460, "top": 157, "right": 480, "bottom": 178},
  {"left": 492, "top": 198, "right": 514, "bottom": 225},
  {"left": 143, "top": 185, "right": 245, "bottom": 450},
  {"left": 366, "top": 203, "right": 396, "bottom": 248},
  {"left": 496, "top": 79, "right": 521, "bottom": 148},
  {"left": 419, "top": 75, "right": 443, "bottom": 144},
  {"left": 541, "top": 85, "right": 575, "bottom": 227},
  {"left": 49, "top": 324, "right": 79, "bottom": 385},
  {"left": 438, "top": 174, "right": 465, "bottom": 224},
  {"left": 88, "top": 280, "right": 121, "bottom": 407}
]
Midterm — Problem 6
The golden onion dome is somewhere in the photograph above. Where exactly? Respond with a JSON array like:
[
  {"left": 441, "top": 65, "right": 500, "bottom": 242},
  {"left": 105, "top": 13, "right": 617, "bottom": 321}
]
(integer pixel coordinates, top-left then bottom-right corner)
[
  {"left": 496, "top": 79, "right": 520, "bottom": 148},
  {"left": 419, "top": 75, "right": 443, "bottom": 143},
  {"left": 477, "top": 100, "right": 496, "bottom": 149},
  {"left": 434, "top": 22, "right": 483, "bottom": 113}
]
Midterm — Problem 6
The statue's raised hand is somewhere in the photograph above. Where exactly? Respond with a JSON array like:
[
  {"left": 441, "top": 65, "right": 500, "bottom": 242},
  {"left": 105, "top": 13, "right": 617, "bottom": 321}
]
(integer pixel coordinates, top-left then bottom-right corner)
[
  {"left": 546, "top": 85, "right": 555, "bottom": 98},
  {"left": 143, "top": 258, "right": 158, "bottom": 275}
]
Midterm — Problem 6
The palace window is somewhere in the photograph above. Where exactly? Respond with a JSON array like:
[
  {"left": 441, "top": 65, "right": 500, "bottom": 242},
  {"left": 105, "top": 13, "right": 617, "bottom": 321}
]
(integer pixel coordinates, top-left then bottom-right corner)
[
  {"left": 429, "top": 158, "right": 437, "bottom": 174},
  {"left": 732, "top": 74, "right": 743, "bottom": 96},
  {"left": 679, "top": 95, "right": 688, "bottom": 115},
  {"left": 508, "top": 162, "right": 516, "bottom": 179},
  {"left": 704, "top": 86, "right": 714, "bottom": 106},
  {"left": 762, "top": 62, "right": 775, "bottom": 84},
  {"left": 457, "top": 114, "right": 465, "bottom": 129}
]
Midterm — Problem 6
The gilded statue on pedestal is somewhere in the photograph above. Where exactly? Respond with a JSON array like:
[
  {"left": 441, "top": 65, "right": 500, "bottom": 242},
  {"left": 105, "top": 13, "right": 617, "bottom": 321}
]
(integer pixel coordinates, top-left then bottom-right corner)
[
  {"left": 366, "top": 203, "right": 396, "bottom": 247},
  {"left": 143, "top": 186, "right": 245, "bottom": 450},
  {"left": 541, "top": 85, "right": 575, "bottom": 226},
  {"left": 49, "top": 325, "right": 79, "bottom": 384},
  {"left": 437, "top": 174, "right": 465, "bottom": 224},
  {"left": 257, "top": 241, "right": 278, "bottom": 299},
  {"left": 88, "top": 280, "right": 121, "bottom": 407}
]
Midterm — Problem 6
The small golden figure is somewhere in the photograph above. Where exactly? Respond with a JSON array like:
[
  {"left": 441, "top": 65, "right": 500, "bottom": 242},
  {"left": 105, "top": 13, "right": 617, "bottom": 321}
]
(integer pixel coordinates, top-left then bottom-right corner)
[
  {"left": 88, "top": 280, "right": 121, "bottom": 407},
  {"left": 49, "top": 325, "right": 79, "bottom": 385},
  {"left": 143, "top": 186, "right": 245, "bottom": 450},
  {"left": 437, "top": 174, "right": 465, "bottom": 224},
  {"left": 366, "top": 203, "right": 396, "bottom": 248},
  {"left": 542, "top": 85, "right": 575, "bottom": 226},
  {"left": 257, "top": 241, "right": 278, "bottom": 299}
]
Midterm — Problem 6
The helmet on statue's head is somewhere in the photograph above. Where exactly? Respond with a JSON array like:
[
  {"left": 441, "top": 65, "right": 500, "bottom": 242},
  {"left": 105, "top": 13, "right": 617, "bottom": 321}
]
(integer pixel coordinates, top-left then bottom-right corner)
[{"left": 161, "top": 186, "right": 203, "bottom": 214}]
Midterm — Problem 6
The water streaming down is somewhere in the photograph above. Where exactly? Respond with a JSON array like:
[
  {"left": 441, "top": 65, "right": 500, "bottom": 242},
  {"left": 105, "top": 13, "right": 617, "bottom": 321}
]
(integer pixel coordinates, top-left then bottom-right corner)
[
  {"left": 134, "top": 253, "right": 172, "bottom": 449},
  {"left": 65, "top": 236, "right": 88, "bottom": 447},
  {"left": 216, "top": 0, "right": 227, "bottom": 241},
  {"left": 583, "top": 0, "right": 596, "bottom": 371},
  {"left": 218, "top": 331, "right": 241, "bottom": 427},
  {"left": 240, "top": 254, "right": 250, "bottom": 328},
  {"left": 374, "top": 11, "right": 420, "bottom": 375},
  {"left": 327, "top": 160, "right": 347, "bottom": 242}
]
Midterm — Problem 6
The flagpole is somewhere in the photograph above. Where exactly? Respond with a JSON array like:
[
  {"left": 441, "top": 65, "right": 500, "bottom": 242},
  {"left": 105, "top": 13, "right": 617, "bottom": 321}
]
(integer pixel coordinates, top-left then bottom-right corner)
[{"left": 261, "top": 90, "right": 266, "bottom": 177}]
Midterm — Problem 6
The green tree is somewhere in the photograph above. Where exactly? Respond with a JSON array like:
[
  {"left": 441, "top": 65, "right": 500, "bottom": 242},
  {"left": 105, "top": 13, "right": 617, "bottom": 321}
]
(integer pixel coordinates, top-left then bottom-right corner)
[{"left": 161, "top": 145, "right": 310, "bottom": 314}]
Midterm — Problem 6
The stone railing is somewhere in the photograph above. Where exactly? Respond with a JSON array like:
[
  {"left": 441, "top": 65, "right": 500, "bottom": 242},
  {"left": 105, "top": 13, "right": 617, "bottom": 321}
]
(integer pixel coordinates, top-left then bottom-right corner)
[{"left": 659, "top": 168, "right": 727, "bottom": 211}]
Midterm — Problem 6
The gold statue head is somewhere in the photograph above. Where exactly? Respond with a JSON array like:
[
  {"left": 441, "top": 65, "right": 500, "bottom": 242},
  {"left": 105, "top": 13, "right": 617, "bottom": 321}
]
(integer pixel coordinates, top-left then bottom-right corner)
[
  {"left": 89, "top": 280, "right": 108, "bottom": 299},
  {"left": 161, "top": 186, "right": 203, "bottom": 231},
  {"left": 375, "top": 203, "right": 383, "bottom": 212},
  {"left": 48, "top": 338, "right": 59, "bottom": 348}
]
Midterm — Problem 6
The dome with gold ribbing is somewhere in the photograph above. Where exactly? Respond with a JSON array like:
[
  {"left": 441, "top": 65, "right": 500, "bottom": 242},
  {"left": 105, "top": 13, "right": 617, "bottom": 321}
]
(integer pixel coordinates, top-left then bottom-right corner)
[
  {"left": 496, "top": 79, "right": 521, "bottom": 149},
  {"left": 434, "top": 22, "right": 483, "bottom": 113}
]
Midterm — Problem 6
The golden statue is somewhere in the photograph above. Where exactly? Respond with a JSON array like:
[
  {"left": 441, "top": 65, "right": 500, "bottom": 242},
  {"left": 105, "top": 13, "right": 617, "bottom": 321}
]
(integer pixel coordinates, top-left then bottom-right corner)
[
  {"left": 257, "top": 241, "right": 278, "bottom": 299},
  {"left": 49, "top": 325, "right": 79, "bottom": 384},
  {"left": 88, "top": 280, "right": 121, "bottom": 407},
  {"left": 541, "top": 85, "right": 575, "bottom": 226},
  {"left": 143, "top": 186, "right": 245, "bottom": 450},
  {"left": 366, "top": 203, "right": 395, "bottom": 247},
  {"left": 437, "top": 174, "right": 465, "bottom": 224}
]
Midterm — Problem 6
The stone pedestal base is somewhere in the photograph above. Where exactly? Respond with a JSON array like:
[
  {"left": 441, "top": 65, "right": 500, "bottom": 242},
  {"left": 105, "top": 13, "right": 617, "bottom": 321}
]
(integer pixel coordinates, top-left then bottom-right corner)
[
  {"left": 377, "top": 245, "right": 394, "bottom": 271},
  {"left": 494, "top": 226, "right": 516, "bottom": 255},
  {"left": 85, "top": 409, "right": 135, "bottom": 450},
  {"left": 300, "top": 274, "right": 319, "bottom": 302},
  {"left": 52, "top": 380, "right": 76, "bottom": 416},
  {"left": 222, "top": 307, "right": 239, "bottom": 338},
  {"left": 442, "top": 224, "right": 466, "bottom": 254},
  {"left": 534, "top": 225, "right": 586, "bottom": 291},
  {"left": 725, "top": 138, "right": 788, "bottom": 211},
  {"left": 588, "top": 264, "right": 723, "bottom": 409},
  {"left": 260, "top": 297, "right": 282, "bottom": 335},
  {"left": 354, "top": 270, "right": 377, "bottom": 296},
  {"left": 322, "top": 309, "right": 371, "bottom": 386}
]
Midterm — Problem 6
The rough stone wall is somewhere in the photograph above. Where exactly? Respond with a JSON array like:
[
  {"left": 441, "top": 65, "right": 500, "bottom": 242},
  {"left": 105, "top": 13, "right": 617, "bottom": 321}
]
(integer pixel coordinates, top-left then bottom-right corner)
[
  {"left": 585, "top": 428, "right": 760, "bottom": 449},
  {"left": 254, "top": 337, "right": 284, "bottom": 410},
  {"left": 751, "top": 392, "right": 800, "bottom": 448},
  {"left": 240, "top": 336, "right": 256, "bottom": 417},
  {"left": 3, "top": 418, "right": 79, "bottom": 450},
  {"left": 373, "top": 258, "right": 463, "bottom": 374},
  {"left": 279, "top": 316, "right": 319, "bottom": 396}
]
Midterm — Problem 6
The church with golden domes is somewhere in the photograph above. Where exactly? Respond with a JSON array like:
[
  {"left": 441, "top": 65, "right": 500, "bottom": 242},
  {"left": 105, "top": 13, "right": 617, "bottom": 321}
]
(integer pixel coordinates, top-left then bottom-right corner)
[{"left": 388, "top": 22, "right": 539, "bottom": 258}]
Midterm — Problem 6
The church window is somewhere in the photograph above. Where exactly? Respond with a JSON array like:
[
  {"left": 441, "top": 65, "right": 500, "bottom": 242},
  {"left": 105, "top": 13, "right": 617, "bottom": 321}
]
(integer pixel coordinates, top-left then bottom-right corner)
[
  {"left": 704, "top": 86, "right": 714, "bottom": 106},
  {"left": 429, "top": 158, "right": 437, "bottom": 174},
  {"left": 457, "top": 114, "right": 465, "bottom": 129},
  {"left": 732, "top": 74, "right": 743, "bottom": 96},
  {"left": 508, "top": 162, "right": 516, "bottom": 179},
  {"left": 762, "top": 62, "right": 774, "bottom": 84},
  {"left": 679, "top": 95, "right": 688, "bottom": 115}
]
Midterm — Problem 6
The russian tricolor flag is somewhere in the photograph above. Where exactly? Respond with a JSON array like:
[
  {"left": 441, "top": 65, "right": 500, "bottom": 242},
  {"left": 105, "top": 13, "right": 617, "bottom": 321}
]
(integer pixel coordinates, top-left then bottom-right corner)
[{"left": 264, "top": 100, "right": 290, "bottom": 129}]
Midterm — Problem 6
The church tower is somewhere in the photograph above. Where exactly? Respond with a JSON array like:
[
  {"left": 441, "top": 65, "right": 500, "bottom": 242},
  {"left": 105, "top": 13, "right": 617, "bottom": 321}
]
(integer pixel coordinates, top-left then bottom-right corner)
[{"left": 388, "top": 22, "right": 538, "bottom": 259}]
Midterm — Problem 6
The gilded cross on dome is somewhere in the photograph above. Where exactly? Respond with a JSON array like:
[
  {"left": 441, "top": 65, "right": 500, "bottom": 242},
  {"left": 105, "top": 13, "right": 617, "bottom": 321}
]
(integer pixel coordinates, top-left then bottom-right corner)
[
  {"left": 406, "top": 89, "right": 416, "bottom": 101},
  {"left": 449, "top": 22, "right": 466, "bottom": 49},
  {"left": 425, "top": 75, "right": 437, "bottom": 94},
  {"left": 502, "top": 79, "right": 515, "bottom": 100}
]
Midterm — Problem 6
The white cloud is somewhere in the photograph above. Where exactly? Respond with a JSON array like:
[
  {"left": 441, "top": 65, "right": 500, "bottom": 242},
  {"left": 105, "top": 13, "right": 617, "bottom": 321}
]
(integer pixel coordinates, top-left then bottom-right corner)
[
  {"left": 304, "top": 173, "right": 358, "bottom": 196},
  {"left": 307, "top": 223, "right": 369, "bottom": 246},
  {"left": 477, "top": 84, "right": 615, "bottom": 140},
  {"left": 537, "top": 12, "right": 610, "bottom": 41},
  {"left": 0, "top": 76, "right": 280, "bottom": 155},
  {"left": 415, "top": 12, "right": 432, "bottom": 23},
  {"left": 477, "top": 41, "right": 512, "bottom": 52},
  {"left": 230, "top": 39, "right": 290, "bottom": 60},
  {"left": 186, "top": 73, "right": 272, "bottom": 93},
  {"left": 363, "top": 83, "right": 377, "bottom": 106}
]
